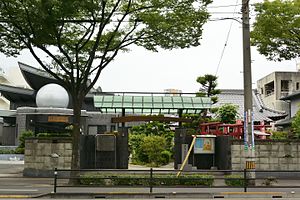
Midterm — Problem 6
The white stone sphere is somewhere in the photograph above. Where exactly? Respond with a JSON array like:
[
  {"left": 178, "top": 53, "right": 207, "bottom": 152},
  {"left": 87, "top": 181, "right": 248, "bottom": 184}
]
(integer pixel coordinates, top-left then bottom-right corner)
[{"left": 36, "top": 84, "right": 69, "bottom": 108}]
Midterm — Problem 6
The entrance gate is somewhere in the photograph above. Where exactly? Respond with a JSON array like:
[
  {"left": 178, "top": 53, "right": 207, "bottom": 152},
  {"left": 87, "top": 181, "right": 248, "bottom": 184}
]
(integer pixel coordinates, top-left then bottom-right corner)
[{"left": 90, "top": 93, "right": 212, "bottom": 169}]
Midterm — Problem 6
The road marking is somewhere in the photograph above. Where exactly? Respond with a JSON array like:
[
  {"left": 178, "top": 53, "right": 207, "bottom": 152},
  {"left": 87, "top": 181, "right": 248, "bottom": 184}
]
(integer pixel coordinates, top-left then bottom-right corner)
[
  {"left": 0, "top": 195, "right": 30, "bottom": 198},
  {"left": 0, "top": 189, "right": 38, "bottom": 192}
]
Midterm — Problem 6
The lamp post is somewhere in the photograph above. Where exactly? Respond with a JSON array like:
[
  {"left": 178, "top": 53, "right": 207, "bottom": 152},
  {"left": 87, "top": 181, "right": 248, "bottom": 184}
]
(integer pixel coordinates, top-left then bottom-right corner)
[{"left": 242, "top": 0, "right": 255, "bottom": 185}]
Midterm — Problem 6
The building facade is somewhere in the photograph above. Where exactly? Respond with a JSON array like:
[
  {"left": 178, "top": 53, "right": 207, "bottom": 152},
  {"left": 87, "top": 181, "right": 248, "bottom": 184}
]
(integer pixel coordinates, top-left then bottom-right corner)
[{"left": 257, "top": 71, "right": 300, "bottom": 114}]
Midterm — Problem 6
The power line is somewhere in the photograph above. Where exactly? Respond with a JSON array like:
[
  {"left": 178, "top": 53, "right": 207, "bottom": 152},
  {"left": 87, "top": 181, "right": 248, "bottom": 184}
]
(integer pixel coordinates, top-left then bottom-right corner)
[{"left": 215, "top": 0, "right": 240, "bottom": 76}]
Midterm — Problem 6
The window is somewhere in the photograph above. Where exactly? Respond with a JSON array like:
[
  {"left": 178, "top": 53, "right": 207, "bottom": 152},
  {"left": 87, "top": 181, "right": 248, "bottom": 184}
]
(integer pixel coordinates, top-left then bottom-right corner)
[
  {"left": 264, "top": 81, "right": 274, "bottom": 97},
  {"left": 281, "top": 80, "right": 289, "bottom": 92},
  {"left": 261, "top": 88, "right": 263, "bottom": 94},
  {"left": 297, "top": 82, "right": 299, "bottom": 90}
]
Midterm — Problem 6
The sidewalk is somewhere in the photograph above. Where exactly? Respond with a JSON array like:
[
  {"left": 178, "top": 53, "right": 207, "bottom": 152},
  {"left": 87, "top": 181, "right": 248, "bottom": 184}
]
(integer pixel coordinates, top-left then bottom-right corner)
[{"left": 0, "top": 160, "right": 24, "bottom": 177}]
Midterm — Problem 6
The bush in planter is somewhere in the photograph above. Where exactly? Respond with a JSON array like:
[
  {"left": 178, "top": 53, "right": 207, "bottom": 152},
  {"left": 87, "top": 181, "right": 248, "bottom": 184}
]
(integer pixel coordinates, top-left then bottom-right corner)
[
  {"left": 178, "top": 174, "right": 214, "bottom": 186},
  {"left": 80, "top": 174, "right": 106, "bottom": 186},
  {"left": 224, "top": 174, "right": 245, "bottom": 187},
  {"left": 80, "top": 173, "right": 214, "bottom": 187}
]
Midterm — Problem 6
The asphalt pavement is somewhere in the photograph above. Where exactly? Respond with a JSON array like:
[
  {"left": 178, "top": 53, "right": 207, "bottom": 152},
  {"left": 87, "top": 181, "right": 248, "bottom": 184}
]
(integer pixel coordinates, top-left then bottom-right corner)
[{"left": 1, "top": 160, "right": 300, "bottom": 199}]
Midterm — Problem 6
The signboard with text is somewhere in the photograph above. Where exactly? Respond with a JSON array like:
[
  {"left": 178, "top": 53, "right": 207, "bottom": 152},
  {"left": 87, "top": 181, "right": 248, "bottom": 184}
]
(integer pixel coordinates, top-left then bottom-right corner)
[{"left": 48, "top": 116, "right": 69, "bottom": 123}]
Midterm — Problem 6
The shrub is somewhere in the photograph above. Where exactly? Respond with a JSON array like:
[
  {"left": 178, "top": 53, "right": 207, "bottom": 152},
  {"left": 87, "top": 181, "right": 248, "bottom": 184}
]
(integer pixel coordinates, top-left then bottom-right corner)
[
  {"left": 270, "top": 131, "right": 289, "bottom": 140},
  {"left": 224, "top": 174, "right": 245, "bottom": 187},
  {"left": 129, "top": 121, "right": 174, "bottom": 167},
  {"left": 80, "top": 173, "right": 214, "bottom": 187},
  {"left": 37, "top": 132, "right": 71, "bottom": 137},
  {"left": 15, "top": 130, "right": 34, "bottom": 154},
  {"left": 0, "top": 149, "right": 15, "bottom": 154},
  {"left": 159, "top": 150, "right": 172, "bottom": 165},
  {"left": 139, "top": 135, "right": 167, "bottom": 166}
]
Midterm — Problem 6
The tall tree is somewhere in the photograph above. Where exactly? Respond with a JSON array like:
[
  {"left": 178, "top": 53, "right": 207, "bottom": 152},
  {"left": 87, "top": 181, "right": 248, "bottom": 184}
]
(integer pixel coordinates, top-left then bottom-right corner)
[
  {"left": 196, "top": 74, "right": 220, "bottom": 104},
  {"left": 0, "top": 0, "right": 212, "bottom": 181},
  {"left": 251, "top": 0, "right": 300, "bottom": 61}
]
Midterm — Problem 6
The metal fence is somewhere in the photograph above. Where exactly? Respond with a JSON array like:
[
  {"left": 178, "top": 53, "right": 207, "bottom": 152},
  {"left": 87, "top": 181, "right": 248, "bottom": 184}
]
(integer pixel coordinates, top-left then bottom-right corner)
[{"left": 53, "top": 168, "right": 300, "bottom": 193}]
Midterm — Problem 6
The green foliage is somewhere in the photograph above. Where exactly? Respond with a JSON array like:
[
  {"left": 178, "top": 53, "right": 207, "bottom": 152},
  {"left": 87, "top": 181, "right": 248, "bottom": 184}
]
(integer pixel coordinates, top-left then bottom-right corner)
[
  {"left": 0, "top": 149, "right": 15, "bottom": 154},
  {"left": 0, "top": 0, "right": 212, "bottom": 170},
  {"left": 14, "top": 131, "right": 71, "bottom": 154},
  {"left": 292, "top": 109, "right": 300, "bottom": 138},
  {"left": 215, "top": 104, "right": 239, "bottom": 124},
  {"left": 182, "top": 113, "right": 201, "bottom": 129},
  {"left": 138, "top": 135, "right": 167, "bottom": 167},
  {"left": 15, "top": 130, "right": 34, "bottom": 154},
  {"left": 129, "top": 121, "right": 174, "bottom": 166},
  {"left": 251, "top": 0, "right": 300, "bottom": 61},
  {"left": 80, "top": 173, "right": 214, "bottom": 187},
  {"left": 224, "top": 174, "right": 245, "bottom": 187},
  {"left": 196, "top": 74, "right": 221, "bottom": 104},
  {"left": 270, "top": 131, "right": 290, "bottom": 140}
]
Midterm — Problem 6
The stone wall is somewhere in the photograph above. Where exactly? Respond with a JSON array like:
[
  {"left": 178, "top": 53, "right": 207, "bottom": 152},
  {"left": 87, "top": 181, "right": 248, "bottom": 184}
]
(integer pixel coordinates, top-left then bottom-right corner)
[
  {"left": 231, "top": 140, "right": 300, "bottom": 170},
  {"left": 23, "top": 137, "right": 72, "bottom": 177}
]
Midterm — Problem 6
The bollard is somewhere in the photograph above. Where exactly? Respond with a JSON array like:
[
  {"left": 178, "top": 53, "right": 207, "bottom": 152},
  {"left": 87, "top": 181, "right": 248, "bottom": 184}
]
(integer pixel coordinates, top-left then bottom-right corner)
[
  {"left": 54, "top": 168, "right": 58, "bottom": 193},
  {"left": 150, "top": 168, "right": 153, "bottom": 193},
  {"left": 243, "top": 168, "right": 247, "bottom": 192}
]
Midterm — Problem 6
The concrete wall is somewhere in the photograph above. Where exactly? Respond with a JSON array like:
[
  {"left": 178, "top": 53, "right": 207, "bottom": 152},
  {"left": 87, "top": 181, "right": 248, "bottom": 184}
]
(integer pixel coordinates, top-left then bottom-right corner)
[
  {"left": 291, "top": 99, "right": 300, "bottom": 117},
  {"left": 231, "top": 140, "right": 300, "bottom": 170},
  {"left": 23, "top": 138, "right": 72, "bottom": 177},
  {"left": 2, "top": 126, "right": 15, "bottom": 145},
  {"left": 86, "top": 112, "right": 116, "bottom": 135}
]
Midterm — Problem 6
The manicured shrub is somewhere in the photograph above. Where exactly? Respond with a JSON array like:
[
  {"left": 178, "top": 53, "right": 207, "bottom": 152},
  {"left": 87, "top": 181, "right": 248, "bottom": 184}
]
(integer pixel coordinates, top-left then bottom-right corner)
[
  {"left": 80, "top": 173, "right": 214, "bottom": 187},
  {"left": 224, "top": 174, "right": 244, "bottom": 187}
]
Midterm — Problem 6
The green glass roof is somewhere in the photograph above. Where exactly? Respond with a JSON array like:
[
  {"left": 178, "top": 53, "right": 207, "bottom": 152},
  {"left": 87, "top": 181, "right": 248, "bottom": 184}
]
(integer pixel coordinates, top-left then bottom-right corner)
[{"left": 94, "top": 95, "right": 211, "bottom": 114}]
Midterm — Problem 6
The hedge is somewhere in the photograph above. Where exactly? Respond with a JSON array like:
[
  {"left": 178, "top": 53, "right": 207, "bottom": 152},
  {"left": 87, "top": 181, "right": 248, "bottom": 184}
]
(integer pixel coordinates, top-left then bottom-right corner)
[{"left": 80, "top": 173, "right": 214, "bottom": 187}]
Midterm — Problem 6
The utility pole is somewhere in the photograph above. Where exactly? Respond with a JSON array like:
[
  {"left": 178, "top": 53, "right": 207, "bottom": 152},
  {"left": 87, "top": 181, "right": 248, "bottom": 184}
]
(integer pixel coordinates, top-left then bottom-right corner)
[{"left": 242, "top": 0, "right": 255, "bottom": 185}]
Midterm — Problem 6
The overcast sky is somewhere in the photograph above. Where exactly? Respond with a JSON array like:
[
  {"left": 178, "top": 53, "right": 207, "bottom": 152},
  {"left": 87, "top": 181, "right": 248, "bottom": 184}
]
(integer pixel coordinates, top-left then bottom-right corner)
[{"left": 0, "top": 0, "right": 298, "bottom": 93}]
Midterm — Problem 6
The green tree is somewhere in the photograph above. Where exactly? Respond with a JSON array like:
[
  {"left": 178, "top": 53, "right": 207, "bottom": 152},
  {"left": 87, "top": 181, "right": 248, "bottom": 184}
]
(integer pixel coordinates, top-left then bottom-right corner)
[
  {"left": 0, "top": 0, "right": 212, "bottom": 179},
  {"left": 292, "top": 108, "right": 300, "bottom": 138},
  {"left": 196, "top": 74, "right": 220, "bottom": 104},
  {"left": 216, "top": 104, "right": 239, "bottom": 124},
  {"left": 251, "top": 0, "right": 300, "bottom": 61}
]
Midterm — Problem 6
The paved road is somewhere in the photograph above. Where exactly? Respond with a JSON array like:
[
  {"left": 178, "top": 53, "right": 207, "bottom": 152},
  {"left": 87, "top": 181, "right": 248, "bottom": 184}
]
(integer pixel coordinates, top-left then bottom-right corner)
[{"left": 1, "top": 160, "right": 300, "bottom": 199}]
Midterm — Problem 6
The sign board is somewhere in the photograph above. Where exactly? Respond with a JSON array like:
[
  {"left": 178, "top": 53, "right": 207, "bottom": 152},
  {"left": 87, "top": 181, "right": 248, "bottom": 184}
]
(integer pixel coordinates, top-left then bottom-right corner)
[
  {"left": 194, "top": 136, "right": 215, "bottom": 154},
  {"left": 48, "top": 116, "right": 69, "bottom": 123},
  {"left": 96, "top": 134, "right": 116, "bottom": 151}
]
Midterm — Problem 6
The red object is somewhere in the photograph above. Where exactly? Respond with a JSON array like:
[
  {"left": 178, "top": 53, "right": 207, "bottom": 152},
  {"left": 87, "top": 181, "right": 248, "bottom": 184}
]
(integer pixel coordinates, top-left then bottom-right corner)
[{"left": 199, "top": 121, "right": 271, "bottom": 139}]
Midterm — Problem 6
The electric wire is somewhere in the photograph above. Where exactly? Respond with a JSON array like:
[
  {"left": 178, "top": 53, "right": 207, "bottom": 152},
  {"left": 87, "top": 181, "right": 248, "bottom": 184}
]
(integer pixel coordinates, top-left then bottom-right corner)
[{"left": 214, "top": 0, "right": 240, "bottom": 76}]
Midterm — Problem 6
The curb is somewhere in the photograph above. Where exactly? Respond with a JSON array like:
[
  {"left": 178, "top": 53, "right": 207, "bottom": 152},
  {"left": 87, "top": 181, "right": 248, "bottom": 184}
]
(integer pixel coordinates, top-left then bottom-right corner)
[
  {"left": 37, "top": 192, "right": 214, "bottom": 199},
  {"left": 215, "top": 192, "right": 286, "bottom": 198},
  {"left": 0, "top": 195, "right": 31, "bottom": 199}
]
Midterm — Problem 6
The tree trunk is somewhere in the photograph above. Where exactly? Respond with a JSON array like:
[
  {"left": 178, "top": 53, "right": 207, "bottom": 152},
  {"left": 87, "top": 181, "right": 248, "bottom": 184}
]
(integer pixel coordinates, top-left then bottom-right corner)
[{"left": 69, "top": 99, "right": 82, "bottom": 185}]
